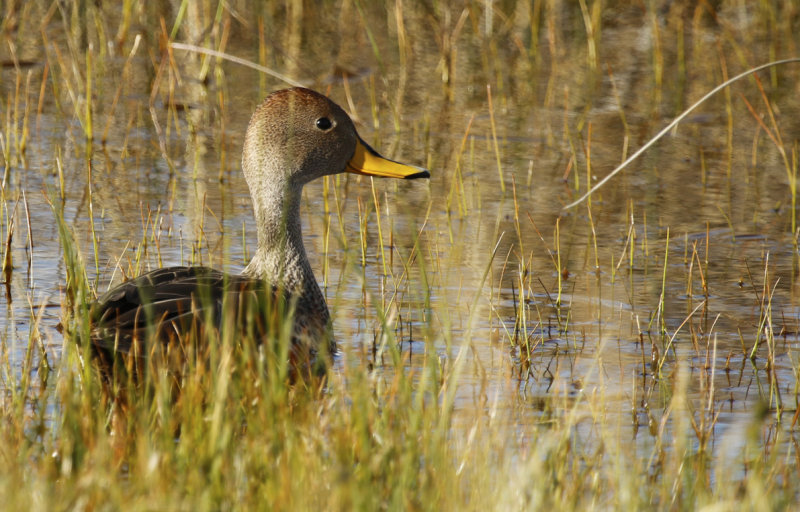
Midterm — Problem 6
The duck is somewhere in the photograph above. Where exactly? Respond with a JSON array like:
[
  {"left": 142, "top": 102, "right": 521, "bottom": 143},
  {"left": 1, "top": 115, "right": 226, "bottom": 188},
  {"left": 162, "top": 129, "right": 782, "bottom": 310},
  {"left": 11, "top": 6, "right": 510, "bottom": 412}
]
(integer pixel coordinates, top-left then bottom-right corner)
[{"left": 88, "top": 87, "right": 429, "bottom": 378}]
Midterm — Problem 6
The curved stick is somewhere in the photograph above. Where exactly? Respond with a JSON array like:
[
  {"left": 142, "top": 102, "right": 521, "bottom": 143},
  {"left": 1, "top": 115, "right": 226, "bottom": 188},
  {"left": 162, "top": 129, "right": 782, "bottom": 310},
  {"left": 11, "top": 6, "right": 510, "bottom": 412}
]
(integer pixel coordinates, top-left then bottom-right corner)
[{"left": 563, "top": 58, "right": 800, "bottom": 210}]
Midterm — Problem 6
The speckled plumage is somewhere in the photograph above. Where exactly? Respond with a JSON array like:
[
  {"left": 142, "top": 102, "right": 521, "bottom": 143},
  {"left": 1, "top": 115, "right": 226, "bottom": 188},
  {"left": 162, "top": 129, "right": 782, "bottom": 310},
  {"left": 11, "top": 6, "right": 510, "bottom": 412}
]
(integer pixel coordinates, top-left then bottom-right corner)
[{"left": 87, "top": 88, "right": 429, "bottom": 376}]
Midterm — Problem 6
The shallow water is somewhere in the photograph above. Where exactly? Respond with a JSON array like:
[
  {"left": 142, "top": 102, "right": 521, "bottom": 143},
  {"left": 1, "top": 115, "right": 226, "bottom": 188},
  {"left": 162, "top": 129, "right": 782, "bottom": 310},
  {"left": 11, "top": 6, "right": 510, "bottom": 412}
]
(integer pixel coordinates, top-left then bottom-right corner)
[{"left": 2, "top": 0, "right": 800, "bottom": 479}]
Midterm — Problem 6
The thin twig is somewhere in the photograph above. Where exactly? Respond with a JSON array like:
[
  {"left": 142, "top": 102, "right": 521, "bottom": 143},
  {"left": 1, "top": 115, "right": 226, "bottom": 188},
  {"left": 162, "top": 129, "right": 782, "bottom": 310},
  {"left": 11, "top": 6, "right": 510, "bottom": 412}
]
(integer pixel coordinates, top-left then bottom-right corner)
[
  {"left": 169, "top": 42, "right": 305, "bottom": 88},
  {"left": 563, "top": 58, "right": 800, "bottom": 209}
]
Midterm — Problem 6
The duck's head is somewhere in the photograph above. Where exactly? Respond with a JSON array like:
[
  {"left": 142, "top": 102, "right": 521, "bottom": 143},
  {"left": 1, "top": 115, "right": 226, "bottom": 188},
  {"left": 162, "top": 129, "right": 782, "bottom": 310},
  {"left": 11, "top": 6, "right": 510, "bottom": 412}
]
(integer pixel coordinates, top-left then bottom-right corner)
[{"left": 242, "top": 87, "right": 429, "bottom": 190}]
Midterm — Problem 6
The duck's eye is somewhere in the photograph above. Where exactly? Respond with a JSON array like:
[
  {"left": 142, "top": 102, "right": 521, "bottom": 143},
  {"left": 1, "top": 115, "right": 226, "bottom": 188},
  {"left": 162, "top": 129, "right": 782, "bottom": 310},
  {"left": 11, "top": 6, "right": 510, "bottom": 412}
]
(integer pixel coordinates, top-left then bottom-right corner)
[{"left": 315, "top": 117, "right": 333, "bottom": 131}]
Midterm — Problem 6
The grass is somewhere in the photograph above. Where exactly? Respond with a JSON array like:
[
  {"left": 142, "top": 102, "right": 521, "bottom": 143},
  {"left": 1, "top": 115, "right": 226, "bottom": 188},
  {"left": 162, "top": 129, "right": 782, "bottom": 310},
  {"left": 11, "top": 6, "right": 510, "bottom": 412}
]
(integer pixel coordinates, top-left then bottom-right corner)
[{"left": 1, "top": 0, "right": 800, "bottom": 510}]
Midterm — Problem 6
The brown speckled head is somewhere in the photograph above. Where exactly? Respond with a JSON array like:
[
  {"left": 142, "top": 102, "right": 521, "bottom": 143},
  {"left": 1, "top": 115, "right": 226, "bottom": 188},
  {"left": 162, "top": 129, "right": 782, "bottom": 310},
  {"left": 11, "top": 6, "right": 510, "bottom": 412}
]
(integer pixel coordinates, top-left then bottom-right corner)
[
  {"left": 242, "top": 87, "right": 429, "bottom": 190},
  {"left": 242, "top": 88, "right": 356, "bottom": 187}
]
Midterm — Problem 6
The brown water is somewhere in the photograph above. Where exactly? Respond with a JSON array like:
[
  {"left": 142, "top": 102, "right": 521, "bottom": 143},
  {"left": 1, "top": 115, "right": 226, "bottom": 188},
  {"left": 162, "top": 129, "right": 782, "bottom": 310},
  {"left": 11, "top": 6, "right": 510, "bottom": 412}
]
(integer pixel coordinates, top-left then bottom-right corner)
[{"left": 2, "top": 1, "right": 799, "bottom": 468}]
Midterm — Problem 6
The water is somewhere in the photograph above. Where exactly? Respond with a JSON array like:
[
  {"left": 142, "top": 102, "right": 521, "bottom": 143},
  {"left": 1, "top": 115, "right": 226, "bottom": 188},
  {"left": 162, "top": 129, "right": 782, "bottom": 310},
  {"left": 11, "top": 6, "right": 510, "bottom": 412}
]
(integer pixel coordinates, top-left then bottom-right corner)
[{"left": 1, "top": 0, "right": 799, "bottom": 474}]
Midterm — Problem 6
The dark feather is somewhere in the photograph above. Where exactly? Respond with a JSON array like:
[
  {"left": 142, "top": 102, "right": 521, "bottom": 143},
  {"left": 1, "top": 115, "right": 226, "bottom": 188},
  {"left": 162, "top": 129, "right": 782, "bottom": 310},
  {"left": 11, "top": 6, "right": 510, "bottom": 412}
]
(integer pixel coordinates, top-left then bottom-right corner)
[{"left": 88, "top": 266, "right": 329, "bottom": 374}]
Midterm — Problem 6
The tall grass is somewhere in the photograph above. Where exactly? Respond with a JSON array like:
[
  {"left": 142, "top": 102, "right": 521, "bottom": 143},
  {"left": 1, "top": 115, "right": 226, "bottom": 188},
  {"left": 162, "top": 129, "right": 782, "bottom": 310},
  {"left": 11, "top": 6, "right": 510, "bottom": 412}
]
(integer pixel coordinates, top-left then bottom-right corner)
[{"left": 3, "top": 206, "right": 792, "bottom": 510}]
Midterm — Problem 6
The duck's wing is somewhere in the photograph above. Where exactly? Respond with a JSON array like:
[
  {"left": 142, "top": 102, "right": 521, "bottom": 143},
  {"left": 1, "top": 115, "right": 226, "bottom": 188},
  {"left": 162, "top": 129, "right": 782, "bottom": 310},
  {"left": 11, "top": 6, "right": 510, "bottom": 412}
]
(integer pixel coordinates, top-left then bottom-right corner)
[
  {"left": 88, "top": 266, "right": 332, "bottom": 380},
  {"left": 89, "top": 266, "right": 265, "bottom": 355}
]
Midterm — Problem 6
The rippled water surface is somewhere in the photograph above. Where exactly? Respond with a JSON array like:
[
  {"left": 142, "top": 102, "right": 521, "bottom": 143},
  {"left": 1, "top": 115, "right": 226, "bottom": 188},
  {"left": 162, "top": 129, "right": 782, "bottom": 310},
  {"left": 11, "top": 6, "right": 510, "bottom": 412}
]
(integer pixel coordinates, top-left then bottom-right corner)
[{"left": 2, "top": 0, "right": 800, "bottom": 482}]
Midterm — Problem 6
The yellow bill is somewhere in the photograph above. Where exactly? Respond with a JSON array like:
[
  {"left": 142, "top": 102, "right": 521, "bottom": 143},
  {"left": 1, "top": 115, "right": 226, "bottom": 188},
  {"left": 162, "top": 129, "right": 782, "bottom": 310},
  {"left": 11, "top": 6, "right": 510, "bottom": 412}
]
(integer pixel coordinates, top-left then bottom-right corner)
[{"left": 347, "top": 136, "right": 430, "bottom": 179}]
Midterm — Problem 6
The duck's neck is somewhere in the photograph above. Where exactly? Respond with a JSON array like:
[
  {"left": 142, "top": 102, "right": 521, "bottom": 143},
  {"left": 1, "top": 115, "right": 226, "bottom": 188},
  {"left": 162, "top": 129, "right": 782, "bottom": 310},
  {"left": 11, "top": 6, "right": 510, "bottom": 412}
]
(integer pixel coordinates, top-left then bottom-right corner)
[{"left": 243, "top": 181, "right": 318, "bottom": 297}]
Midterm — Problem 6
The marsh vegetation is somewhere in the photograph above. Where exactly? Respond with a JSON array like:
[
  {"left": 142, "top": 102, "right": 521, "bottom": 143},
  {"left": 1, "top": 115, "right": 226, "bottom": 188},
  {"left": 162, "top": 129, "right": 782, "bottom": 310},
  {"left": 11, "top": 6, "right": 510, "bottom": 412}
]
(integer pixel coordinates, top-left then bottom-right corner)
[{"left": 1, "top": 0, "right": 800, "bottom": 509}]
